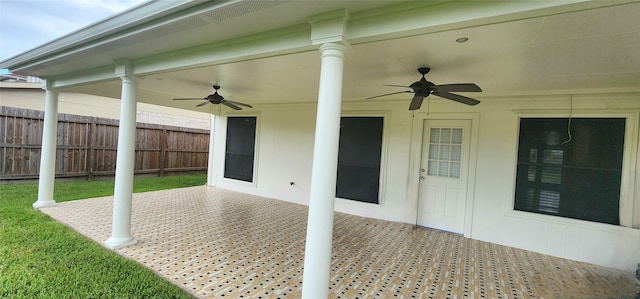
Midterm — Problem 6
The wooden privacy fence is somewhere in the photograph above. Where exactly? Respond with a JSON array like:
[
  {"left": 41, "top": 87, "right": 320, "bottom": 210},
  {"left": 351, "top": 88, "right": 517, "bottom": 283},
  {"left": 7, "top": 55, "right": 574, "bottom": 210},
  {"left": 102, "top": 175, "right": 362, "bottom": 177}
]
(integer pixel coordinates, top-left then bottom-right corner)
[{"left": 0, "top": 106, "right": 209, "bottom": 180}]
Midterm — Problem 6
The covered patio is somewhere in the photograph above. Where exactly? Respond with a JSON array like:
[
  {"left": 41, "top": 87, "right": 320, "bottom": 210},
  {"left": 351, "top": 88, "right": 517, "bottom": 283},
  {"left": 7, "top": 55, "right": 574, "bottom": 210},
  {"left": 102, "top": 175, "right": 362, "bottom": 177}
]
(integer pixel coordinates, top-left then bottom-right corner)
[
  {"left": 3, "top": 1, "right": 640, "bottom": 296},
  {"left": 41, "top": 186, "right": 640, "bottom": 298}
]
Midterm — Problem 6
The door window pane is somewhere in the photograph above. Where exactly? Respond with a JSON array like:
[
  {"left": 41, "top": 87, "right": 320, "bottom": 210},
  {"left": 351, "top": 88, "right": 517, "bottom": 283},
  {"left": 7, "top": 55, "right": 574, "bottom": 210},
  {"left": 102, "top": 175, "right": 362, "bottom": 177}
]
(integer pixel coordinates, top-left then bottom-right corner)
[
  {"left": 450, "top": 145, "right": 462, "bottom": 161},
  {"left": 428, "top": 144, "right": 439, "bottom": 159},
  {"left": 452, "top": 128, "right": 463, "bottom": 144},
  {"left": 430, "top": 128, "right": 440, "bottom": 143},
  {"left": 449, "top": 162, "right": 461, "bottom": 178},
  {"left": 438, "top": 161, "right": 449, "bottom": 177},
  {"left": 441, "top": 128, "right": 451, "bottom": 144}
]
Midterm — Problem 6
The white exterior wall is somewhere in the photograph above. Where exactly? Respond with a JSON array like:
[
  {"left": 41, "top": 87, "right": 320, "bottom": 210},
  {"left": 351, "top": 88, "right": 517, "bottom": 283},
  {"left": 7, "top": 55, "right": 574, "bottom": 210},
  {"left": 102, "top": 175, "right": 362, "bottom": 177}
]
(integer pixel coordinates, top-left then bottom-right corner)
[
  {"left": 209, "top": 92, "right": 640, "bottom": 271},
  {"left": 471, "top": 94, "right": 640, "bottom": 271},
  {"left": 211, "top": 100, "right": 417, "bottom": 216}
]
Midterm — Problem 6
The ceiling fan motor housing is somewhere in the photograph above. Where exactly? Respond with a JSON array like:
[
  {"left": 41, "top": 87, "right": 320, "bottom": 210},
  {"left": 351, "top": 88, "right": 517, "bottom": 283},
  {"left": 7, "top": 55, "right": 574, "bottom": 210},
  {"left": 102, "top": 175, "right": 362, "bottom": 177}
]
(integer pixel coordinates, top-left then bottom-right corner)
[
  {"left": 411, "top": 78, "right": 435, "bottom": 96},
  {"left": 206, "top": 93, "right": 224, "bottom": 104}
]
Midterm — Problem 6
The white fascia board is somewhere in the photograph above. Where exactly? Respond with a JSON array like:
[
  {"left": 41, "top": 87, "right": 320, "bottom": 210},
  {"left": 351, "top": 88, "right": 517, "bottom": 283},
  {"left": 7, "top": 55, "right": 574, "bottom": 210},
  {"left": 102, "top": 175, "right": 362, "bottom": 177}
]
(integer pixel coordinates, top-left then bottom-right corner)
[
  {"left": 346, "top": 0, "right": 626, "bottom": 43},
  {"left": 0, "top": 82, "right": 41, "bottom": 89},
  {"left": 0, "top": 0, "right": 196, "bottom": 70}
]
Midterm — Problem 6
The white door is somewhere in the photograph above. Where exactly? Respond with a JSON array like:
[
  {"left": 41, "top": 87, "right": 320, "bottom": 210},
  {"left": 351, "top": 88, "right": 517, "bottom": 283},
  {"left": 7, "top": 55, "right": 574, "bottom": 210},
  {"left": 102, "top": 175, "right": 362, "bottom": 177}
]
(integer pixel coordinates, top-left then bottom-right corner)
[{"left": 417, "top": 119, "right": 471, "bottom": 234}]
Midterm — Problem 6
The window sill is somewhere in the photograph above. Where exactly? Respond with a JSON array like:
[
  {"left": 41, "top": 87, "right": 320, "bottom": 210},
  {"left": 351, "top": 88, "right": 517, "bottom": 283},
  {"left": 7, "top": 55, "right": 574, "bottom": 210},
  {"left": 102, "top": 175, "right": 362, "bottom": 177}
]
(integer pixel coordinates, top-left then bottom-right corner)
[
  {"left": 504, "top": 210, "right": 639, "bottom": 233},
  {"left": 336, "top": 197, "right": 380, "bottom": 207}
]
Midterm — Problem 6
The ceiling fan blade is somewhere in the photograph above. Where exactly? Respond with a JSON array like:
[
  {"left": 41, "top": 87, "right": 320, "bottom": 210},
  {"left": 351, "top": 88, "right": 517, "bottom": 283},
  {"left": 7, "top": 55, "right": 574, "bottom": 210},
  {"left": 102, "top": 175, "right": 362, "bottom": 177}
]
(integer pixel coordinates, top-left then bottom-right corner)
[
  {"left": 432, "top": 91, "right": 480, "bottom": 106},
  {"left": 408, "top": 95, "right": 425, "bottom": 110},
  {"left": 173, "top": 97, "right": 206, "bottom": 101},
  {"left": 225, "top": 100, "right": 253, "bottom": 108},
  {"left": 222, "top": 101, "right": 242, "bottom": 110},
  {"left": 365, "top": 90, "right": 412, "bottom": 100},
  {"left": 433, "top": 83, "right": 481, "bottom": 93},
  {"left": 384, "top": 84, "right": 411, "bottom": 88},
  {"left": 195, "top": 101, "right": 210, "bottom": 107}
]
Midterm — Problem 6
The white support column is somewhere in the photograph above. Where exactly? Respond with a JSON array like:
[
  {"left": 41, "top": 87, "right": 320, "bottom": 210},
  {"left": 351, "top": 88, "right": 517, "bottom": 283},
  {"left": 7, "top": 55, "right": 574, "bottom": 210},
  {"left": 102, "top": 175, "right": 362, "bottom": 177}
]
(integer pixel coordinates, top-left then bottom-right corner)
[
  {"left": 104, "top": 74, "right": 139, "bottom": 249},
  {"left": 301, "top": 42, "right": 348, "bottom": 299},
  {"left": 206, "top": 113, "right": 216, "bottom": 187},
  {"left": 33, "top": 83, "right": 58, "bottom": 209}
]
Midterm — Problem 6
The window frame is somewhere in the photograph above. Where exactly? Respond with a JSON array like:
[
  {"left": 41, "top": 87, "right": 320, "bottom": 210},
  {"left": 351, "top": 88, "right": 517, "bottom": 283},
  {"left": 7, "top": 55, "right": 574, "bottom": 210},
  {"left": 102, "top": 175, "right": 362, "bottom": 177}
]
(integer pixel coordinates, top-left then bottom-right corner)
[
  {"left": 222, "top": 113, "right": 260, "bottom": 187},
  {"left": 509, "top": 109, "right": 638, "bottom": 228},
  {"left": 335, "top": 112, "right": 389, "bottom": 206}
]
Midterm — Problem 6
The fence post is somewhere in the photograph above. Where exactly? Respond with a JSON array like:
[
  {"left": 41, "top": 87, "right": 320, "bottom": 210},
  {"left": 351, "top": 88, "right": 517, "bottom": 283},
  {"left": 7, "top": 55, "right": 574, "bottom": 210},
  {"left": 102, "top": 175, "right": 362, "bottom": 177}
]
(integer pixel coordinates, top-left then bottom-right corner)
[{"left": 87, "top": 121, "right": 96, "bottom": 181}]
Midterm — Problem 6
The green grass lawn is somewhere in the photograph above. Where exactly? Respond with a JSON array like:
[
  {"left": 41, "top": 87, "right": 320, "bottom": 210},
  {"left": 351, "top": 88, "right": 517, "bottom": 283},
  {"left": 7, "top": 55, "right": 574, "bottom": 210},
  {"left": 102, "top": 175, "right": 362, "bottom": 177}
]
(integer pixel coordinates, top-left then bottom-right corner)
[{"left": 0, "top": 174, "right": 207, "bottom": 299}]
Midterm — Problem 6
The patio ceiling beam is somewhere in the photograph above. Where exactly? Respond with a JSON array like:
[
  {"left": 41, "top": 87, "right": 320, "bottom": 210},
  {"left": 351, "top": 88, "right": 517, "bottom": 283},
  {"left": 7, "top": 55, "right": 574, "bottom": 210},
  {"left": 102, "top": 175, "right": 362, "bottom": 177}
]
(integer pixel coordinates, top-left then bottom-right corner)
[
  {"left": 132, "top": 24, "right": 315, "bottom": 77},
  {"left": 47, "top": 66, "right": 117, "bottom": 90}
]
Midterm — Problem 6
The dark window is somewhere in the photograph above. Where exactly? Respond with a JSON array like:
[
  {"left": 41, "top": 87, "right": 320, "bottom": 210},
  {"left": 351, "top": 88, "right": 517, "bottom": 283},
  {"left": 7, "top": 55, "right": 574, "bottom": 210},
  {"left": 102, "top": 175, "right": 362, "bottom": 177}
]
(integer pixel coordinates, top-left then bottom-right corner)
[
  {"left": 514, "top": 118, "right": 625, "bottom": 225},
  {"left": 224, "top": 116, "right": 256, "bottom": 182},
  {"left": 336, "top": 117, "right": 384, "bottom": 204}
]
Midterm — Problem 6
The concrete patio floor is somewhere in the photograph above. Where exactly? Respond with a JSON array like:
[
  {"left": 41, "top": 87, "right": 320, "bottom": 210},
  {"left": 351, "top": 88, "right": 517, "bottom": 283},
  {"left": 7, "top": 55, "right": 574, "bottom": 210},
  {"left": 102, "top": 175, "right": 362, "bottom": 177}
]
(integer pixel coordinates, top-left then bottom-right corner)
[{"left": 41, "top": 186, "right": 640, "bottom": 298}]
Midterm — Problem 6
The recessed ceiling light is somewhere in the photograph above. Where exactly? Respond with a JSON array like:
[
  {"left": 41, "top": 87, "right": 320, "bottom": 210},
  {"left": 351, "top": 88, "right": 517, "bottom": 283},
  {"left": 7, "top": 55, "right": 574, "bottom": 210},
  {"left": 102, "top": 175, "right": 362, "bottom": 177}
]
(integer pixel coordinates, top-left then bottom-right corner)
[{"left": 456, "top": 37, "right": 469, "bottom": 43}]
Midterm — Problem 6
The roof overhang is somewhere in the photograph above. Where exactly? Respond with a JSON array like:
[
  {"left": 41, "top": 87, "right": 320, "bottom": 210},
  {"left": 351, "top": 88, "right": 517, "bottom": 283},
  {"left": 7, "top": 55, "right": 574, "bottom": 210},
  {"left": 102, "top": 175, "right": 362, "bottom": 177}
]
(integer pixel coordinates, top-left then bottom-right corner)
[{"left": 2, "top": 0, "right": 639, "bottom": 112}]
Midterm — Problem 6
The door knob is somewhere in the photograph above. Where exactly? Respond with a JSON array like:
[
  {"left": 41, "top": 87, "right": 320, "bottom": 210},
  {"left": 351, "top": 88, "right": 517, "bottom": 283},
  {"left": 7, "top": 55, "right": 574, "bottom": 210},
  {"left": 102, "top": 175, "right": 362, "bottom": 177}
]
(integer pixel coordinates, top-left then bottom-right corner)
[{"left": 420, "top": 176, "right": 425, "bottom": 180}]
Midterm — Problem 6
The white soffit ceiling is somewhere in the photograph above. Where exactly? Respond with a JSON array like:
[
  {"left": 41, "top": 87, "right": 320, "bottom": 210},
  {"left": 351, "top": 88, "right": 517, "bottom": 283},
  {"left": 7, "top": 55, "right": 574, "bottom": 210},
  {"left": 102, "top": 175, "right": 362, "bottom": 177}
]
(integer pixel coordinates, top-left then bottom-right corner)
[{"left": 65, "top": 1, "right": 640, "bottom": 112}]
